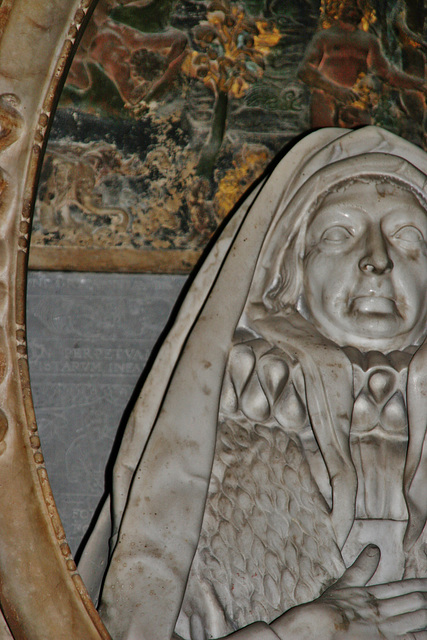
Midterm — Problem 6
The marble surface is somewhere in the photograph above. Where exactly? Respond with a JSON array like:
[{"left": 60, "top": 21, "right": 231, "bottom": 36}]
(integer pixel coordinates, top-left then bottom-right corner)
[
  {"left": 77, "top": 127, "right": 427, "bottom": 640},
  {"left": 26, "top": 271, "right": 186, "bottom": 554}
]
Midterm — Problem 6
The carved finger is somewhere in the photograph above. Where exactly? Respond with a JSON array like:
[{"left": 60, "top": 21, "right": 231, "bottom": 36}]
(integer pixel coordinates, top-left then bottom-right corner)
[
  {"left": 370, "top": 579, "right": 427, "bottom": 600},
  {"left": 380, "top": 609, "right": 427, "bottom": 636},
  {"left": 377, "top": 592, "right": 427, "bottom": 619},
  {"left": 334, "top": 545, "right": 380, "bottom": 588}
]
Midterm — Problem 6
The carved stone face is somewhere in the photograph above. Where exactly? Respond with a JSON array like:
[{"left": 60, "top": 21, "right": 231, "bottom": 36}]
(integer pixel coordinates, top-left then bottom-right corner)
[{"left": 303, "top": 180, "right": 427, "bottom": 351}]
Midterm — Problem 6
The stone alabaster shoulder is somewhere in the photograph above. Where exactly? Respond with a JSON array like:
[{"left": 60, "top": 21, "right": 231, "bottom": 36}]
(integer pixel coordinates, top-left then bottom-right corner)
[{"left": 79, "top": 127, "right": 427, "bottom": 640}]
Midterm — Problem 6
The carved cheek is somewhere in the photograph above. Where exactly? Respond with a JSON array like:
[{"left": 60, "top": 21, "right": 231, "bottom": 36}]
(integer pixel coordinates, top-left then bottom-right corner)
[
  {"left": 387, "top": 254, "right": 427, "bottom": 330},
  {"left": 305, "top": 250, "right": 345, "bottom": 293},
  {"left": 303, "top": 246, "right": 331, "bottom": 281},
  {"left": 393, "top": 252, "right": 427, "bottom": 296}
]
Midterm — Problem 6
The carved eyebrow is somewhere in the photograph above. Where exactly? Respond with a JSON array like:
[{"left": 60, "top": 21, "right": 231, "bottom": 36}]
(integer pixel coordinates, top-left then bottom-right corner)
[
  {"left": 307, "top": 207, "right": 364, "bottom": 236},
  {"left": 382, "top": 207, "right": 427, "bottom": 233},
  {"left": 312, "top": 200, "right": 368, "bottom": 218}
]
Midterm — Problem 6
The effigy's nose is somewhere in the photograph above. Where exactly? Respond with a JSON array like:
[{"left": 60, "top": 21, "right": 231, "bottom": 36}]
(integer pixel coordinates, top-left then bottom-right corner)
[{"left": 358, "top": 227, "right": 393, "bottom": 274}]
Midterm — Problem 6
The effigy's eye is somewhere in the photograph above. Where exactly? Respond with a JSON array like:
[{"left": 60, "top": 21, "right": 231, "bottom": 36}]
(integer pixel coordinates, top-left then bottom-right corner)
[
  {"left": 392, "top": 225, "right": 425, "bottom": 244},
  {"left": 321, "top": 225, "right": 353, "bottom": 243}
]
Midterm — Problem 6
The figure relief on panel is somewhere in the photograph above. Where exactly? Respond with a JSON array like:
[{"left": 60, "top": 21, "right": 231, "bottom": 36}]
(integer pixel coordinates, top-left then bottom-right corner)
[
  {"left": 66, "top": 0, "right": 188, "bottom": 109},
  {"left": 298, "top": 0, "right": 427, "bottom": 134}
]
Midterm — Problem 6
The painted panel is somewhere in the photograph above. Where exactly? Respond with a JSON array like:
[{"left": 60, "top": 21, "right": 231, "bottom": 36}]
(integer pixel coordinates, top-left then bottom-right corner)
[{"left": 29, "top": 0, "right": 427, "bottom": 272}]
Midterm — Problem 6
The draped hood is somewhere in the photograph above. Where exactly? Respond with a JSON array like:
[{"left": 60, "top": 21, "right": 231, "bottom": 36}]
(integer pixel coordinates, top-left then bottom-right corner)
[{"left": 79, "top": 126, "right": 427, "bottom": 640}]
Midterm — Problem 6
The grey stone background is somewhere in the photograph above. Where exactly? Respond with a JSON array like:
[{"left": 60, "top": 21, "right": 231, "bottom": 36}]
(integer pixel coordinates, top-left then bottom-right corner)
[{"left": 26, "top": 271, "right": 186, "bottom": 555}]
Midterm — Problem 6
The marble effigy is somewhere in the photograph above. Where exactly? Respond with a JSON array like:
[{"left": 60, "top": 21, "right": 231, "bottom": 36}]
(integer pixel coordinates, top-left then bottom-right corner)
[{"left": 79, "top": 125, "right": 427, "bottom": 639}]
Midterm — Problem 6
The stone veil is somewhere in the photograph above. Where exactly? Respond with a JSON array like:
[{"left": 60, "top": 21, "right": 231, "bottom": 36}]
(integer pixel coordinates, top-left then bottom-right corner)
[{"left": 79, "top": 126, "right": 427, "bottom": 640}]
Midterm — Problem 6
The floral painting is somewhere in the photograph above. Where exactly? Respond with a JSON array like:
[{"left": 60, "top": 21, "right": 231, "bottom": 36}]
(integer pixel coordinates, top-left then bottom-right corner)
[{"left": 30, "top": 0, "right": 427, "bottom": 272}]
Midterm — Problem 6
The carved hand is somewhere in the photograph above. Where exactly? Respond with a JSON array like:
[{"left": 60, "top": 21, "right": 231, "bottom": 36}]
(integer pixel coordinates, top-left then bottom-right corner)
[{"left": 270, "top": 545, "right": 427, "bottom": 639}]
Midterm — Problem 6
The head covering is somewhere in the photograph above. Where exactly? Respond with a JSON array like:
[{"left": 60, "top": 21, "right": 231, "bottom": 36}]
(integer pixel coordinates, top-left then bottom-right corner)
[
  {"left": 79, "top": 127, "right": 427, "bottom": 640},
  {"left": 252, "top": 152, "right": 427, "bottom": 314}
]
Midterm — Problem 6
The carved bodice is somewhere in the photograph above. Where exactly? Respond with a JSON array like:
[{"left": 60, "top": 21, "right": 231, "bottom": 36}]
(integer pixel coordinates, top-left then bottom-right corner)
[
  {"left": 340, "top": 348, "right": 415, "bottom": 583},
  {"left": 175, "top": 339, "right": 425, "bottom": 639},
  {"left": 175, "top": 341, "right": 345, "bottom": 639},
  {"left": 344, "top": 347, "right": 414, "bottom": 521}
]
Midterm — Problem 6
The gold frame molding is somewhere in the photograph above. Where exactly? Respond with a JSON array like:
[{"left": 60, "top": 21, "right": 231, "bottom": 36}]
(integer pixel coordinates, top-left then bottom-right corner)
[{"left": 0, "top": 1, "right": 109, "bottom": 637}]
